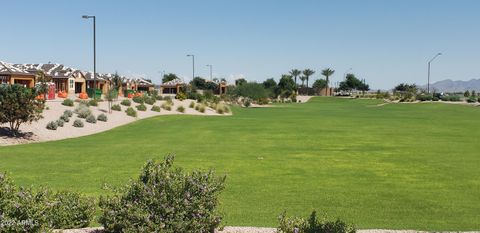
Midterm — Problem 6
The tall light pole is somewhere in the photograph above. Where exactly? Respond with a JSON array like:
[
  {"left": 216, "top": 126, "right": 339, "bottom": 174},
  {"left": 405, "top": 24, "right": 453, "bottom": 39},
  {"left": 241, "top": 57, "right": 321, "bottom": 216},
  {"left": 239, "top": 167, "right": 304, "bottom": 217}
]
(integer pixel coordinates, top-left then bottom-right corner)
[
  {"left": 206, "top": 64, "right": 212, "bottom": 80},
  {"left": 187, "top": 54, "right": 195, "bottom": 79},
  {"left": 427, "top": 52, "right": 442, "bottom": 94},
  {"left": 82, "top": 15, "right": 96, "bottom": 99}
]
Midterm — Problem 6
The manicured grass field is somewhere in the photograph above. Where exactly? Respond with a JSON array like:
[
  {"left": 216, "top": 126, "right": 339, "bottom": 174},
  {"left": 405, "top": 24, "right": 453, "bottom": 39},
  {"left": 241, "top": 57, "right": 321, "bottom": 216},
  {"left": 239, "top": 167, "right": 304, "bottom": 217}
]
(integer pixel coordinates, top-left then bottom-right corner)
[{"left": 0, "top": 98, "right": 479, "bottom": 230}]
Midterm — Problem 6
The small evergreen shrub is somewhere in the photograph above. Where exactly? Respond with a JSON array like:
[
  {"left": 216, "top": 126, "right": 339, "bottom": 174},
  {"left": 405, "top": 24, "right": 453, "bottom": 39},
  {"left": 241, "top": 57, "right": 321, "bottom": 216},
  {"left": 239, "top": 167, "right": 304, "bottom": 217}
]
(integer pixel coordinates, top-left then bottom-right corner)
[
  {"left": 132, "top": 96, "right": 144, "bottom": 104},
  {"left": 161, "top": 102, "right": 172, "bottom": 111},
  {"left": 151, "top": 105, "right": 161, "bottom": 112},
  {"left": 46, "top": 121, "right": 58, "bottom": 130},
  {"left": 111, "top": 104, "right": 122, "bottom": 111},
  {"left": 466, "top": 96, "right": 477, "bottom": 103},
  {"left": 416, "top": 94, "right": 433, "bottom": 101},
  {"left": 75, "top": 105, "right": 92, "bottom": 118},
  {"left": 86, "top": 114, "right": 97, "bottom": 123},
  {"left": 88, "top": 99, "right": 98, "bottom": 107},
  {"left": 440, "top": 95, "right": 461, "bottom": 102},
  {"left": 176, "top": 92, "right": 187, "bottom": 101},
  {"left": 121, "top": 99, "right": 131, "bottom": 106},
  {"left": 63, "top": 109, "right": 73, "bottom": 117},
  {"left": 155, "top": 95, "right": 164, "bottom": 100},
  {"left": 136, "top": 104, "right": 147, "bottom": 111},
  {"left": 176, "top": 105, "right": 185, "bottom": 113},
  {"left": 125, "top": 107, "right": 137, "bottom": 117},
  {"left": 98, "top": 156, "right": 225, "bottom": 233},
  {"left": 144, "top": 97, "right": 156, "bottom": 105},
  {"left": 73, "top": 119, "right": 84, "bottom": 128},
  {"left": 278, "top": 211, "right": 356, "bottom": 233},
  {"left": 62, "top": 98, "right": 74, "bottom": 107},
  {"left": 97, "top": 113, "right": 108, "bottom": 122},
  {"left": 56, "top": 119, "right": 65, "bottom": 127},
  {"left": 189, "top": 101, "right": 195, "bottom": 108},
  {"left": 60, "top": 114, "right": 70, "bottom": 122}
]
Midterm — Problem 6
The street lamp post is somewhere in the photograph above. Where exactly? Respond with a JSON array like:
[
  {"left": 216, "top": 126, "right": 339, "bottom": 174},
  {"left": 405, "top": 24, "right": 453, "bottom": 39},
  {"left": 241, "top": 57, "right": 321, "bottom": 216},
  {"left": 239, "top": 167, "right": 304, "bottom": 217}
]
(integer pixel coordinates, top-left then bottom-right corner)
[
  {"left": 206, "top": 64, "right": 212, "bottom": 80},
  {"left": 427, "top": 53, "right": 442, "bottom": 94},
  {"left": 187, "top": 54, "right": 195, "bottom": 79},
  {"left": 82, "top": 15, "right": 96, "bottom": 99}
]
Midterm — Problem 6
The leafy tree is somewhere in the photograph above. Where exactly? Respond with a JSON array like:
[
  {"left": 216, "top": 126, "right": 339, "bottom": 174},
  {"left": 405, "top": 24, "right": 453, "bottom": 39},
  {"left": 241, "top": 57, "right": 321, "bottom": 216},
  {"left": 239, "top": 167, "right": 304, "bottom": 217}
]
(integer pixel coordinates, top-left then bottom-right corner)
[
  {"left": 278, "top": 75, "right": 296, "bottom": 98},
  {"left": 232, "top": 82, "right": 269, "bottom": 101},
  {"left": 472, "top": 90, "right": 476, "bottom": 97},
  {"left": 312, "top": 79, "right": 328, "bottom": 89},
  {"left": 110, "top": 72, "right": 123, "bottom": 91},
  {"left": 339, "top": 73, "right": 363, "bottom": 91},
  {"left": 0, "top": 85, "right": 45, "bottom": 136},
  {"left": 289, "top": 69, "right": 302, "bottom": 88},
  {"left": 162, "top": 73, "right": 179, "bottom": 83},
  {"left": 191, "top": 77, "right": 207, "bottom": 89},
  {"left": 263, "top": 78, "right": 279, "bottom": 98},
  {"left": 464, "top": 90, "right": 471, "bottom": 97},
  {"left": 302, "top": 69, "right": 315, "bottom": 89},
  {"left": 393, "top": 83, "right": 417, "bottom": 93},
  {"left": 321, "top": 68, "right": 335, "bottom": 93},
  {"left": 204, "top": 81, "right": 218, "bottom": 91},
  {"left": 35, "top": 70, "right": 50, "bottom": 98},
  {"left": 235, "top": 78, "right": 247, "bottom": 86},
  {"left": 299, "top": 76, "right": 306, "bottom": 87}
]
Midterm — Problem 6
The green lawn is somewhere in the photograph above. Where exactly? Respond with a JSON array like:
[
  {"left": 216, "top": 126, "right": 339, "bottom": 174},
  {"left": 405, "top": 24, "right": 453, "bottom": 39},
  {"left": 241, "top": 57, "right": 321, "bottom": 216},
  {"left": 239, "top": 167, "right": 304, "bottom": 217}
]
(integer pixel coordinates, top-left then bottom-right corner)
[{"left": 0, "top": 98, "right": 479, "bottom": 230}]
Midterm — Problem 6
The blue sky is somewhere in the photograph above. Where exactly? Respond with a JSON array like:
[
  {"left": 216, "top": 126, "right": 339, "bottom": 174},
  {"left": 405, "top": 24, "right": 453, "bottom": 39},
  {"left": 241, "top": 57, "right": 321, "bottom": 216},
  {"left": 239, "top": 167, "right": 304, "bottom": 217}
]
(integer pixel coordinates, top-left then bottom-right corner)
[{"left": 1, "top": 0, "right": 479, "bottom": 89}]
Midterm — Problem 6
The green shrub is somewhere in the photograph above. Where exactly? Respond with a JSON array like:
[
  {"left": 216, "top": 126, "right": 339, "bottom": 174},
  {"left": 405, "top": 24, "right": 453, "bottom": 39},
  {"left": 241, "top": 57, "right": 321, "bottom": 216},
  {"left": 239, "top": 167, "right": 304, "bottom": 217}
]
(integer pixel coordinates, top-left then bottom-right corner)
[
  {"left": 120, "top": 99, "right": 131, "bottom": 106},
  {"left": 97, "top": 113, "right": 108, "bottom": 122},
  {"left": 278, "top": 211, "right": 356, "bottom": 233},
  {"left": 63, "top": 109, "right": 73, "bottom": 117},
  {"left": 176, "top": 91, "right": 187, "bottom": 101},
  {"left": 86, "top": 114, "right": 97, "bottom": 124},
  {"left": 62, "top": 98, "right": 74, "bottom": 107},
  {"left": 136, "top": 104, "right": 147, "bottom": 111},
  {"left": 99, "top": 156, "right": 225, "bottom": 233},
  {"left": 244, "top": 99, "right": 251, "bottom": 107},
  {"left": 416, "top": 94, "right": 433, "bottom": 101},
  {"left": 151, "top": 105, "right": 161, "bottom": 112},
  {"left": 155, "top": 95, "right": 164, "bottom": 100},
  {"left": 46, "top": 121, "right": 58, "bottom": 130},
  {"left": 161, "top": 102, "right": 172, "bottom": 111},
  {"left": 60, "top": 114, "right": 70, "bottom": 122},
  {"left": 198, "top": 104, "right": 206, "bottom": 113},
  {"left": 111, "top": 104, "right": 122, "bottom": 111},
  {"left": 441, "top": 95, "right": 461, "bottom": 102},
  {"left": 56, "top": 119, "right": 65, "bottom": 127},
  {"left": 467, "top": 96, "right": 477, "bottom": 103},
  {"left": 189, "top": 101, "right": 195, "bottom": 108},
  {"left": 75, "top": 105, "right": 91, "bottom": 118},
  {"left": 478, "top": 97, "right": 480, "bottom": 102},
  {"left": 132, "top": 96, "right": 144, "bottom": 104},
  {"left": 144, "top": 97, "right": 156, "bottom": 105},
  {"left": 88, "top": 99, "right": 98, "bottom": 107},
  {"left": 73, "top": 119, "right": 84, "bottom": 128},
  {"left": 176, "top": 105, "right": 185, "bottom": 113},
  {"left": 125, "top": 107, "right": 137, "bottom": 117},
  {"left": 0, "top": 173, "right": 95, "bottom": 232}
]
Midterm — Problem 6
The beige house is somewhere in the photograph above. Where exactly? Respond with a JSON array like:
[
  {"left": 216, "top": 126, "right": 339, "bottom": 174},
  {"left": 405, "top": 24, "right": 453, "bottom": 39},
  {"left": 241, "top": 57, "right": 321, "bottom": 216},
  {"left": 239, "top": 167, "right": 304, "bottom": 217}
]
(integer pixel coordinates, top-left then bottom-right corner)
[
  {"left": 160, "top": 78, "right": 184, "bottom": 94},
  {"left": 0, "top": 61, "right": 36, "bottom": 88}
]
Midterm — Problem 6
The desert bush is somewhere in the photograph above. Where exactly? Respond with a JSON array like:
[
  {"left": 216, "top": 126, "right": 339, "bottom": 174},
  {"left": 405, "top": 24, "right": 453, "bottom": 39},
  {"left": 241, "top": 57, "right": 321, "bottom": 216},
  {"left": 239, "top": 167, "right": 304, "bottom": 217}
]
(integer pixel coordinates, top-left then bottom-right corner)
[
  {"left": 46, "top": 121, "right": 58, "bottom": 130},
  {"left": 63, "top": 109, "right": 73, "bottom": 117},
  {"left": 132, "top": 95, "right": 144, "bottom": 104},
  {"left": 75, "top": 105, "right": 91, "bottom": 118},
  {"left": 244, "top": 99, "right": 251, "bottom": 107},
  {"left": 467, "top": 96, "right": 477, "bottom": 103},
  {"left": 73, "top": 119, "right": 84, "bottom": 128},
  {"left": 176, "top": 105, "right": 185, "bottom": 113},
  {"left": 278, "top": 211, "right": 356, "bottom": 233},
  {"left": 60, "top": 114, "right": 70, "bottom": 123},
  {"left": 189, "top": 101, "right": 195, "bottom": 108},
  {"left": 176, "top": 91, "right": 187, "bottom": 101},
  {"left": 441, "top": 95, "right": 461, "bottom": 102},
  {"left": 416, "top": 94, "right": 433, "bottom": 101},
  {"left": 125, "top": 107, "right": 137, "bottom": 117},
  {"left": 198, "top": 104, "right": 206, "bottom": 113},
  {"left": 98, "top": 156, "right": 225, "bottom": 233},
  {"left": 97, "top": 113, "right": 108, "bottom": 122},
  {"left": 136, "top": 104, "right": 147, "bottom": 111},
  {"left": 86, "top": 114, "right": 97, "bottom": 124},
  {"left": 161, "top": 102, "right": 172, "bottom": 111},
  {"left": 155, "top": 95, "right": 164, "bottom": 100},
  {"left": 120, "top": 99, "right": 131, "bottom": 106},
  {"left": 111, "top": 104, "right": 122, "bottom": 111},
  {"left": 151, "top": 105, "right": 161, "bottom": 112},
  {"left": 0, "top": 173, "right": 95, "bottom": 232},
  {"left": 88, "top": 99, "right": 98, "bottom": 107},
  {"left": 144, "top": 97, "right": 156, "bottom": 105},
  {"left": 56, "top": 119, "right": 65, "bottom": 127},
  {"left": 62, "top": 98, "right": 74, "bottom": 107}
]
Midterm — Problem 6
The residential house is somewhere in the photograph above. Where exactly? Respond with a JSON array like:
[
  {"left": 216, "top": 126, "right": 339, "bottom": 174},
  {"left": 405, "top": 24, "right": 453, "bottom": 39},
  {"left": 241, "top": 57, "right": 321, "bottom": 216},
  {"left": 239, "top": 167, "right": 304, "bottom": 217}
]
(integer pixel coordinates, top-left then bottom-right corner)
[
  {"left": 0, "top": 61, "right": 36, "bottom": 87},
  {"left": 136, "top": 78, "right": 155, "bottom": 92},
  {"left": 160, "top": 78, "right": 184, "bottom": 94}
]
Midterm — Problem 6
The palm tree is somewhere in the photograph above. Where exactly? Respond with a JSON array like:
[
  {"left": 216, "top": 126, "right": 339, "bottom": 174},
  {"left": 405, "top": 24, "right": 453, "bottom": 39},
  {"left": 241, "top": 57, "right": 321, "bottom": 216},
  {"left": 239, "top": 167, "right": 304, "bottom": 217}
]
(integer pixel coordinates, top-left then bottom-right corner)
[
  {"left": 321, "top": 68, "right": 335, "bottom": 95},
  {"left": 289, "top": 69, "right": 301, "bottom": 88},
  {"left": 302, "top": 69, "right": 315, "bottom": 89},
  {"left": 299, "top": 76, "right": 306, "bottom": 87}
]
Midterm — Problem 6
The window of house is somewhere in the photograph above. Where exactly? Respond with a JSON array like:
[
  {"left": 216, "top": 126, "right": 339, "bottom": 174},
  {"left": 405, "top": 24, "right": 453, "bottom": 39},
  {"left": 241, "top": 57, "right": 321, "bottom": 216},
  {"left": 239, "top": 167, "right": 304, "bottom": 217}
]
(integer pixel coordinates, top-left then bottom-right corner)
[
  {"left": 0, "top": 75, "right": 8, "bottom": 84},
  {"left": 69, "top": 80, "right": 74, "bottom": 89}
]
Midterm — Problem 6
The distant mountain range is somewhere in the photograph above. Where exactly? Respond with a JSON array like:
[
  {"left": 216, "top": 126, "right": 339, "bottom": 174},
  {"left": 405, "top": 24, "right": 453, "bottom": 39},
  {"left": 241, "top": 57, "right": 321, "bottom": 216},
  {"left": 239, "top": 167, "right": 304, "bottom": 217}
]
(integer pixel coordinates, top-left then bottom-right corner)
[{"left": 421, "top": 79, "right": 480, "bottom": 92}]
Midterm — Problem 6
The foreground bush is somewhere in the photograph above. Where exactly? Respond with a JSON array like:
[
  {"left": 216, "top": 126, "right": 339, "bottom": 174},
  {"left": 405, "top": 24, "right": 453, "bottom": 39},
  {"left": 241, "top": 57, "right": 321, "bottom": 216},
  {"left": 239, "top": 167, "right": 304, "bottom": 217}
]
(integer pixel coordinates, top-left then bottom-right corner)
[
  {"left": 161, "top": 102, "right": 172, "bottom": 111},
  {"left": 62, "top": 98, "right": 74, "bottom": 107},
  {"left": 132, "top": 95, "right": 144, "bottom": 104},
  {"left": 73, "top": 119, "right": 84, "bottom": 128},
  {"left": 144, "top": 97, "right": 156, "bottom": 105},
  {"left": 97, "top": 113, "right": 108, "bottom": 122},
  {"left": 63, "top": 110, "right": 73, "bottom": 117},
  {"left": 125, "top": 107, "right": 137, "bottom": 117},
  {"left": 99, "top": 156, "right": 226, "bottom": 233},
  {"left": 176, "top": 105, "right": 185, "bottom": 113},
  {"left": 75, "top": 104, "right": 91, "bottom": 118},
  {"left": 111, "top": 104, "right": 122, "bottom": 111},
  {"left": 56, "top": 119, "right": 65, "bottom": 127},
  {"left": 0, "top": 173, "right": 95, "bottom": 232},
  {"left": 136, "top": 104, "right": 147, "bottom": 111},
  {"left": 120, "top": 99, "right": 131, "bottom": 106},
  {"left": 278, "top": 211, "right": 356, "bottom": 233},
  {"left": 151, "top": 105, "right": 161, "bottom": 112},
  {"left": 88, "top": 99, "right": 98, "bottom": 107},
  {"left": 176, "top": 91, "right": 187, "bottom": 101},
  {"left": 46, "top": 121, "right": 58, "bottom": 130},
  {"left": 86, "top": 114, "right": 97, "bottom": 124},
  {"left": 60, "top": 114, "right": 70, "bottom": 122}
]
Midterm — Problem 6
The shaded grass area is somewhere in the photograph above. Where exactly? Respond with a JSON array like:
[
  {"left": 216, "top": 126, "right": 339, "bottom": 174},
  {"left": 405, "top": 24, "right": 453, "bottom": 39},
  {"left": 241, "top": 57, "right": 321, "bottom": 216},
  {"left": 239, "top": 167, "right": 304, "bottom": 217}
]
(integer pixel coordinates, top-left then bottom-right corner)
[{"left": 0, "top": 98, "right": 479, "bottom": 230}]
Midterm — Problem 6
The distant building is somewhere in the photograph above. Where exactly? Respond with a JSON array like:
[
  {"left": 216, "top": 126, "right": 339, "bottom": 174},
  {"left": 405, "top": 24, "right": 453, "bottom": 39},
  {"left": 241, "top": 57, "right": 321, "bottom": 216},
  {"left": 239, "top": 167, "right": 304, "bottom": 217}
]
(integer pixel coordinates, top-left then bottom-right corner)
[{"left": 0, "top": 61, "right": 36, "bottom": 88}]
